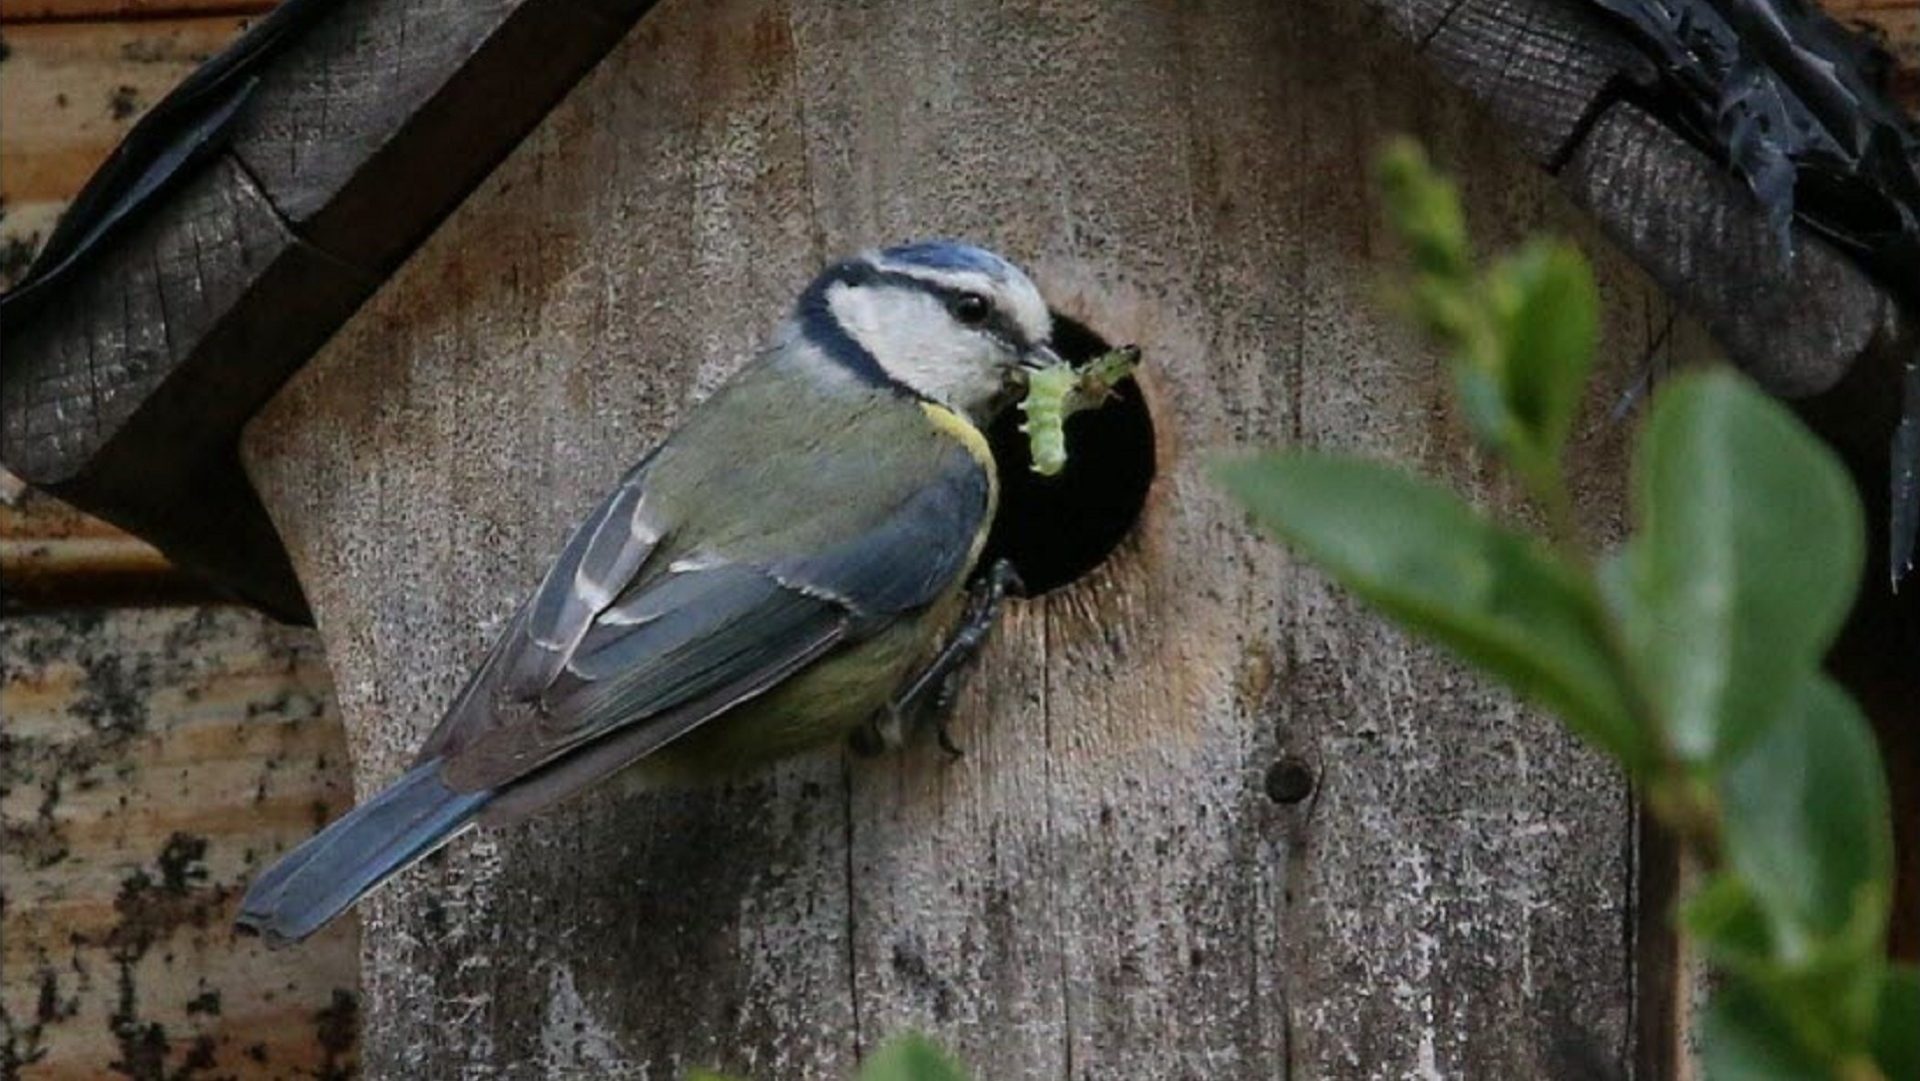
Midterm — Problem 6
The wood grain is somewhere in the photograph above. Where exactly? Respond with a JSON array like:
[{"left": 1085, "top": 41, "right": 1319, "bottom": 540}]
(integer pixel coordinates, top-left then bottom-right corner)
[
  {"left": 241, "top": 0, "right": 1697, "bottom": 1074},
  {"left": 0, "top": 16, "right": 252, "bottom": 289},
  {"left": 0, "top": 607, "right": 356, "bottom": 1080},
  {"left": 7, "top": 0, "right": 1904, "bottom": 628},
  {"left": 1562, "top": 101, "right": 1894, "bottom": 398},
  {"left": 0, "top": 0, "right": 271, "bottom": 21},
  {"left": 1367, "top": 0, "right": 1905, "bottom": 399},
  {"left": 0, "top": 0, "right": 655, "bottom": 613},
  {"left": 0, "top": 469, "right": 210, "bottom": 609},
  {"left": 1393, "top": 0, "right": 1644, "bottom": 165},
  {"left": 1821, "top": 0, "right": 1920, "bottom": 109},
  {"left": 224, "top": 0, "right": 642, "bottom": 272},
  {"left": 0, "top": 152, "right": 370, "bottom": 618}
]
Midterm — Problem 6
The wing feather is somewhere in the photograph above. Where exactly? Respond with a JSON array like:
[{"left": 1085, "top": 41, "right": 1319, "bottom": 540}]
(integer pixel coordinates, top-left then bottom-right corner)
[
  {"left": 423, "top": 394, "right": 994, "bottom": 803},
  {"left": 502, "top": 463, "right": 665, "bottom": 698},
  {"left": 438, "top": 564, "right": 848, "bottom": 791}
]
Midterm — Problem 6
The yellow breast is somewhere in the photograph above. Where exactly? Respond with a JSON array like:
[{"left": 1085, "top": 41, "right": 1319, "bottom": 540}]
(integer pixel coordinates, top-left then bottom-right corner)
[{"left": 918, "top": 400, "right": 999, "bottom": 562}]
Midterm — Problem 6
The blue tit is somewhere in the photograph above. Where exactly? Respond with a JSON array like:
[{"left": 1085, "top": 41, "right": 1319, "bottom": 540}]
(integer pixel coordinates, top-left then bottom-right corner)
[{"left": 236, "top": 240, "right": 1064, "bottom": 946}]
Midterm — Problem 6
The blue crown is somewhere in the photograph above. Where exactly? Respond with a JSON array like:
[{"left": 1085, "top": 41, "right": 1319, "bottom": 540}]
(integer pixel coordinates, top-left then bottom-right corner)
[{"left": 879, "top": 240, "right": 1016, "bottom": 282}]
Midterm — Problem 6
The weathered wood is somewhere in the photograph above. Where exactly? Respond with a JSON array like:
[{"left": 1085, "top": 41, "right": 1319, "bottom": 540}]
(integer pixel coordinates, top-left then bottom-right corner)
[
  {"left": 1378, "top": 0, "right": 1646, "bottom": 165},
  {"left": 244, "top": 2, "right": 846, "bottom": 1074},
  {"left": 6, "top": 0, "right": 1903, "bottom": 632},
  {"left": 0, "top": 0, "right": 654, "bottom": 615},
  {"left": 0, "top": 0, "right": 271, "bottom": 19},
  {"left": 1561, "top": 101, "right": 1895, "bottom": 398},
  {"left": 1381, "top": 0, "right": 1920, "bottom": 144},
  {"left": 0, "top": 153, "right": 370, "bottom": 618},
  {"left": 0, "top": 606, "right": 356, "bottom": 1079},
  {"left": 1368, "top": 0, "right": 1909, "bottom": 402},
  {"left": 0, "top": 15, "right": 253, "bottom": 288},
  {"left": 240, "top": 0, "right": 1689, "bottom": 1075},
  {"left": 225, "top": 0, "right": 644, "bottom": 272},
  {"left": 1819, "top": 0, "right": 1920, "bottom": 109},
  {"left": 0, "top": 468, "right": 211, "bottom": 609}
]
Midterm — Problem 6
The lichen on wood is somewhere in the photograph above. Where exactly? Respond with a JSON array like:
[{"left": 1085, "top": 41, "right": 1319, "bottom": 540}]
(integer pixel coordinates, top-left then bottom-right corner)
[{"left": 0, "top": 607, "right": 358, "bottom": 1078}]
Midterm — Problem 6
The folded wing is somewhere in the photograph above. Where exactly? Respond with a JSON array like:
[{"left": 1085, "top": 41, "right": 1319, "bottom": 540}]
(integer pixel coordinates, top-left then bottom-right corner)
[{"left": 421, "top": 429, "right": 991, "bottom": 808}]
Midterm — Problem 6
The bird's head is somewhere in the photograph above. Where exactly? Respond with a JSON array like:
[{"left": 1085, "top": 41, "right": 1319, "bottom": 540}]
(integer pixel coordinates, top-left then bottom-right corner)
[{"left": 798, "top": 240, "right": 1062, "bottom": 422}]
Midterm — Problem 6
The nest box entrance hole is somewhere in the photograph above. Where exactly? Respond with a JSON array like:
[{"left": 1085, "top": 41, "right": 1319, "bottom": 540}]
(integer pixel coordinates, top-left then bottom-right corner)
[{"left": 981, "top": 312, "right": 1157, "bottom": 595}]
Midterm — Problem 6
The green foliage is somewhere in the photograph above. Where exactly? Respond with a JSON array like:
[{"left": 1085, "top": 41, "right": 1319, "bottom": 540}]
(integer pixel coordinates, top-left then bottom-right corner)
[
  {"left": 1721, "top": 676, "right": 1891, "bottom": 971},
  {"left": 1376, "top": 138, "right": 1600, "bottom": 493},
  {"left": 1614, "top": 373, "right": 1864, "bottom": 765},
  {"left": 1701, "top": 981, "right": 1833, "bottom": 1081},
  {"left": 692, "top": 1034, "right": 972, "bottom": 1081},
  {"left": 1211, "top": 455, "right": 1643, "bottom": 767},
  {"left": 854, "top": 1034, "right": 971, "bottom": 1081},
  {"left": 1219, "top": 139, "right": 1902, "bottom": 1080},
  {"left": 1871, "top": 967, "right": 1920, "bottom": 1080}
]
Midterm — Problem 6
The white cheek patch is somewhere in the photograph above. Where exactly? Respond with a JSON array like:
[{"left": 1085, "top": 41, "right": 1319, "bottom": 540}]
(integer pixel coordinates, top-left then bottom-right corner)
[
  {"left": 827, "top": 282, "right": 1001, "bottom": 407},
  {"left": 868, "top": 254, "right": 1054, "bottom": 350}
]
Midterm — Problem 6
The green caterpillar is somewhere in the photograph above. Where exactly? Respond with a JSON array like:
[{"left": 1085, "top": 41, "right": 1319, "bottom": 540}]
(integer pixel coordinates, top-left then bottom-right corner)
[{"left": 1019, "top": 345, "right": 1142, "bottom": 476}]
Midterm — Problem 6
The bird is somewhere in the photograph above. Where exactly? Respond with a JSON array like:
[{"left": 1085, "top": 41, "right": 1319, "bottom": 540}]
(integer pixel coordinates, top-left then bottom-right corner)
[{"left": 235, "top": 240, "right": 1063, "bottom": 946}]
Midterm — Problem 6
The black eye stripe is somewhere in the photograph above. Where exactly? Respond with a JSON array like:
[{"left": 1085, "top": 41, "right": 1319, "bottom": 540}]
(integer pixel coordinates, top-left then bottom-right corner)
[{"left": 864, "top": 269, "right": 1030, "bottom": 351}]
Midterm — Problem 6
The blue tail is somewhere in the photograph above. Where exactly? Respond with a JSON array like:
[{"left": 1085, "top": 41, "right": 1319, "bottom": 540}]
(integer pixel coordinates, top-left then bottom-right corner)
[{"left": 236, "top": 760, "right": 489, "bottom": 947}]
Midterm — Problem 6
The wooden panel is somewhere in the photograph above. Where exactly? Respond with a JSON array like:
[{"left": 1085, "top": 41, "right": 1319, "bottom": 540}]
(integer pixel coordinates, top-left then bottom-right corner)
[
  {"left": 1822, "top": 0, "right": 1920, "bottom": 109},
  {"left": 1400, "top": 0, "right": 1642, "bottom": 165},
  {"left": 0, "top": 0, "right": 651, "bottom": 614},
  {"left": 5, "top": 0, "right": 1898, "bottom": 627},
  {"left": 0, "top": 16, "right": 252, "bottom": 290},
  {"left": 1368, "top": 0, "right": 1898, "bottom": 399},
  {"left": 225, "top": 0, "right": 639, "bottom": 271},
  {"left": 0, "top": 15, "right": 270, "bottom": 608},
  {"left": 0, "top": 606, "right": 356, "bottom": 1079},
  {"left": 0, "top": 467, "right": 210, "bottom": 610},
  {"left": 0, "top": 1, "right": 270, "bottom": 21},
  {"left": 240, "top": 0, "right": 1688, "bottom": 1074},
  {"left": 243, "top": 4, "right": 849, "bottom": 1073},
  {"left": 1, "top": 153, "right": 369, "bottom": 619}
]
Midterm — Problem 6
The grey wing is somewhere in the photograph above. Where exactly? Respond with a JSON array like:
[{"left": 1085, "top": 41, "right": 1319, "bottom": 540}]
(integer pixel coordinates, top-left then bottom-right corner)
[
  {"left": 416, "top": 455, "right": 665, "bottom": 765},
  {"left": 420, "top": 445, "right": 991, "bottom": 810}
]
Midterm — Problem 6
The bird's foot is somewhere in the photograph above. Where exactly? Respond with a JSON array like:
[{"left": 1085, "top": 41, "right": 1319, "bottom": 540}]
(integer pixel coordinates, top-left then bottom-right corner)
[{"left": 851, "top": 560, "right": 1023, "bottom": 758}]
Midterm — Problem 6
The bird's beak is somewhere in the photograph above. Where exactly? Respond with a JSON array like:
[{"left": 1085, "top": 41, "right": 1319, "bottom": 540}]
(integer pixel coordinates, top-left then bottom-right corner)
[{"left": 1017, "top": 343, "right": 1065, "bottom": 376}]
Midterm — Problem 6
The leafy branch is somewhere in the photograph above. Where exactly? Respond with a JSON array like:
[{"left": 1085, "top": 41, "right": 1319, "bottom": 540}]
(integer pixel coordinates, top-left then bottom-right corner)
[
  {"left": 694, "top": 1034, "right": 968, "bottom": 1081},
  {"left": 1215, "top": 138, "right": 1913, "bottom": 1080}
]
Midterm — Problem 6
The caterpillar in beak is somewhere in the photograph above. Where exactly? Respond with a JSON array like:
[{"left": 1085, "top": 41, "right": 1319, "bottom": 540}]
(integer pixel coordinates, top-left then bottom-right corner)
[{"left": 1019, "top": 345, "right": 1142, "bottom": 476}]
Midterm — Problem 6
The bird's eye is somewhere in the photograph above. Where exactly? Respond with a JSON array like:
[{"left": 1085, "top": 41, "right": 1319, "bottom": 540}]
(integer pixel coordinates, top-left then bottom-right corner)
[{"left": 950, "top": 292, "right": 991, "bottom": 326}]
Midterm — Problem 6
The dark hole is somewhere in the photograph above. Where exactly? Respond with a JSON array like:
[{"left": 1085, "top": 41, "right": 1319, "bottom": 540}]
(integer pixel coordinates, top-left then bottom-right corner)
[
  {"left": 980, "top": 312, "right": 1156, "bottom": 596},
  {"left": 1264, "top": 758, "right": 1316, "bottom": 804}
]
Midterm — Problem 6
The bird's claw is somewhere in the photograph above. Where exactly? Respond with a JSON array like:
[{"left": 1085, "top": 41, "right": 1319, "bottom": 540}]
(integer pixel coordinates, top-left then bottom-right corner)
[{"left": 854, "top": 559, "right": 1021, "bottom": 759}]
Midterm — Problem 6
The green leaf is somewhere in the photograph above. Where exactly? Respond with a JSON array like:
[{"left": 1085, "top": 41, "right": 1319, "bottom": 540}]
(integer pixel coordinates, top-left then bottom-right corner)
[
  {"left": 1702, "top": 981, "right": 1830, "bottom": 1081},
  {"left": 1682, "top": 872, "right": 1775, "bottom": 966},
  {"left": 1615, "top": 369, "right": 1864, "bottom": 763},
  {"left": 1871, "top": 965, "right": 1920, "bottom": 1080},
  {"left": 856, "top": 1035, "right": 971, "bottom": 1081},
  {"left": 1453, "top": 365, "right": 1517, "bottom": 459},
  {"left": 1721, "top": 675, "right": 1892, "bottom": 989},
  {"left": 1214, "top": 453, "right": 1646, "bottom": 768},
  {"left": 1375, "top": 137, "right": 1471, "bottom": 282},
  {"left": 1488, "top": 240, "right": 1598, "bottom": 465}
]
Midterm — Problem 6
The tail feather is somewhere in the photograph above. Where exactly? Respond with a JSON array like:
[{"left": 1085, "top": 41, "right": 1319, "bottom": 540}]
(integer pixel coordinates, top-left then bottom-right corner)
[{"left": 236, "top": 760, "right": 489, "bottom": 947}]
